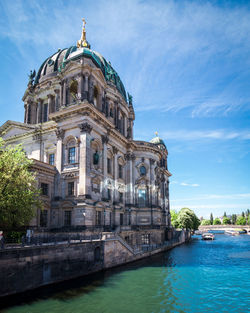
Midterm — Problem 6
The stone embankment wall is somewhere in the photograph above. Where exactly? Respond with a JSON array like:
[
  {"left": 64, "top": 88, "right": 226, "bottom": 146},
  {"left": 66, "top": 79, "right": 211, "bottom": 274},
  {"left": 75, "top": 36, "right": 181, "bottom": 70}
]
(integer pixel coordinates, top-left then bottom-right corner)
[
  {"left": 0, "top": 241, "right": 104, "bottom": 297},
  {"left": 0, "top": 230, "right": 190, "bottom": 297}
]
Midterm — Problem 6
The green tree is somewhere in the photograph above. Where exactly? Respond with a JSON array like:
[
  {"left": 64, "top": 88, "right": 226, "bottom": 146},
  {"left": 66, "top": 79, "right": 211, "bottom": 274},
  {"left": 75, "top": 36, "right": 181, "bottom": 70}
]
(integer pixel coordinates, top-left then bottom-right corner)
[
  {"left": 170, "top": 210, "right": 179, "bottom": 228},
  {"left": 201, "top": 219, "right": 210, "bottom": 226},
  {"left": 0, "top": 138, "right": 41, "bottom": 229},
  {"left": 236, "top": 216, "right": 246, "bottom": 225},
  {"left": 213, "top": 218, "right": 221, "bottom": 225},
  {"left": 231, "top": 214, "right": 237, "bottom": 225},
  {"left": 242, "top": 211, "right": 245, "bottom": 218},
  {"left": 210, "top": 213, "right": 213, "bottom": 225},
  {"left": 223, "top": 217, "right": 231, "bottom": 225},
  {"left": 176, "top": 207, "right": 200, "bottom": 230},
  {"left": 223, "top": 211, "right": 227, "bottom": 217}
]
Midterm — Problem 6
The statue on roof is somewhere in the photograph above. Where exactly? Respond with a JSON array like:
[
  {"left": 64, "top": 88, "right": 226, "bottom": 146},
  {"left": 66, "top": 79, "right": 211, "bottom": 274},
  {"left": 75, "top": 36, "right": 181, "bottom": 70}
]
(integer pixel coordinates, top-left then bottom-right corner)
[
  {"left": 128, "top": 92, "right": 133, "bottom": 105},
  {"left": 28, "top": 70, "right": 36, "bottom": 86}
]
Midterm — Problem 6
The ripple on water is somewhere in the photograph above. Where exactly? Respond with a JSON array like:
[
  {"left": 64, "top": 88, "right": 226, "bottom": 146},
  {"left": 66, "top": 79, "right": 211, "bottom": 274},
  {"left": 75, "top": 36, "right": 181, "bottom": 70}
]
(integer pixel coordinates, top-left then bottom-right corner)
[{"left": 1, "top": 234, "right": 250, "bottom": 313}]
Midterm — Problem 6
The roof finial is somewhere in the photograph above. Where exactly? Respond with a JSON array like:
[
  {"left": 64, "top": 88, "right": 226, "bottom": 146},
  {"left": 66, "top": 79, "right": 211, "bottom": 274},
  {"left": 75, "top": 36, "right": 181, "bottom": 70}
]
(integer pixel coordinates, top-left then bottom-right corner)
[
  {"left": 155, "top": 131, "right": 159, "bottom": 137},
  {"left": 77, "top": 18, "right": 90, "bottom": 48}
]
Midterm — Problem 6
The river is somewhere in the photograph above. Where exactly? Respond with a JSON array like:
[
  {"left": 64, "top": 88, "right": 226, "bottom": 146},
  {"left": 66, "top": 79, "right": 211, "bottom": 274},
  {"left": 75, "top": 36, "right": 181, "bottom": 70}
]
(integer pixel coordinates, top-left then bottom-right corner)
[{"left": 1, "top": 234, "right": 249, "bottom": 313}]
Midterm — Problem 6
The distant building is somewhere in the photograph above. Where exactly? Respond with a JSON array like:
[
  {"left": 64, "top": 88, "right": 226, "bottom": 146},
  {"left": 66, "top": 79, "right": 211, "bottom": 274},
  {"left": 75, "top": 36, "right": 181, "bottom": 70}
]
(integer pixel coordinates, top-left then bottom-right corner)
[{"left": 0, "top": 20, "right": 172, "bottom": 244}]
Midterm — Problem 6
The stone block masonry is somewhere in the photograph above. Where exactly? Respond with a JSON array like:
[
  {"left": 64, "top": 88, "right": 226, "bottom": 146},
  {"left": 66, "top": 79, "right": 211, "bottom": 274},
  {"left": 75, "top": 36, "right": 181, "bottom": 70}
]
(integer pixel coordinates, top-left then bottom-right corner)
[
  {"left": 0, "top": 241, "right": 104, "bottom": 297},
  {"left": 0, "top": 230, "right": 190, "bottom": 297}
]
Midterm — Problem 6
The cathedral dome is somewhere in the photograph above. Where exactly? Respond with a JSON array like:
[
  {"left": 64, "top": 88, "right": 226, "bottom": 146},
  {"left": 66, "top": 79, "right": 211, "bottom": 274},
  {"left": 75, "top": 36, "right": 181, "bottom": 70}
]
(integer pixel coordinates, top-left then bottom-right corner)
[{"left": 34, "top": 20, "right": 127, "bottom": 101}]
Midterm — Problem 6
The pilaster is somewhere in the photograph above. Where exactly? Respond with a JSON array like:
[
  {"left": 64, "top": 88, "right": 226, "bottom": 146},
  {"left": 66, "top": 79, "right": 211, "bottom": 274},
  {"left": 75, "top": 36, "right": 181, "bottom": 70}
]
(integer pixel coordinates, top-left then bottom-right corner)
[
  {"left": 78, "top": 122, "right": 92, "bottom": 197},
  {"left": 63, "top": 80, "right": 67, "bottom": 106},
  {"left": 55, "top": 128, "right": 65, "bottom": 173},
  {"left": 84, "top": 73, "right": 89, "bottom": 100},
  {"left": 113, "top": 146, "right": 118, "bottom": 202},
  {"left": 54, "top": 89, "right": 60, "bottom": 111},
  {"left": 101, "top": 135, "right": 109, "bottom": 199},
  {"left": 37, "top": 99, "right": 43, "bottom": 123}
]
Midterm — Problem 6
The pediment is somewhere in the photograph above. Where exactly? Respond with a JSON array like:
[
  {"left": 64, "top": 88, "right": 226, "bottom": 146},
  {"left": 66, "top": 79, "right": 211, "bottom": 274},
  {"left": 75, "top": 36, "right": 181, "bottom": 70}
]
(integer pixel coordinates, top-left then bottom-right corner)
[{"left": 0, "top": 121, "right": 36, "bottom": 140}]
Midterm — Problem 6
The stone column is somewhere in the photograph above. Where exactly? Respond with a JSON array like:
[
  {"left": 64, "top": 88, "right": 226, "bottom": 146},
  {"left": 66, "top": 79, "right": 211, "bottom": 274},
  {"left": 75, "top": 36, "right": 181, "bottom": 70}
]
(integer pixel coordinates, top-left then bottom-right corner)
[
  {"left": 37, "top": 99, "right": 43, "bottom": 123},
  {"left": 63, "top": 80, "right": 67, "bottom": 106},
  {"left": 77, "top": 74, "right": 84, "bottom": 101},
  {"left": 48, "top": 94, "right": 54, "bottom": 114},
  {"left": 54, "top": 89, "right": 60, "bottom": 111},
  {"left": 24, "top": 103, "right": 28, "bottom": 123},
  {"left": 32, "top": 103, "right": 38, "bottom": 124},
  {"left": 150, "top": 158, "right": 155, "bottom": 225},
  {"left": 149, "top": 159, "right": 155, "bottom": 205},
  {"left": 78, "top": 122, "right": 92, "bottom": 197},
  {"left": 125, "top": 153, "right": 135, "bottom": 205},
  {"left": 83, "top": 73, "right": 89, "bottom": 100},
  {"left": 59, "top": 82, "right": 63, "bottom": 108},
  {"left": 113, "top": 147, "right": 118, "bottom": 202},
  {"left": 101, "top": 135, "right": 109, "bottom": 199},
  {"left": 116, "top": 106, "right": 120, "bottom": 129},
  {"left": 55, "top": 128, "right": 65, "bottom": 173}
]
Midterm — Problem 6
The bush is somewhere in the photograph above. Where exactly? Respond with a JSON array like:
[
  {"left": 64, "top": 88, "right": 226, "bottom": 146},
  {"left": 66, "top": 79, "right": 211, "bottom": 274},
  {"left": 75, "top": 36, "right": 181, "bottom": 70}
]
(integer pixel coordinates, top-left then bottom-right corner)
[
  {"left": 236, "top": 216, "right": 246, "bottom": 225},
  {"left": 223, "top": 217, "right": 231, "bottom": 225},
  {"left": 5, "top": 231, "right": 26, "bottom": 243},
  {"left": 201, "top": 219, "right": 210, "bottom": 225},
  {"left": 213, "top": 218, "right": 221, "bottom": 225}
]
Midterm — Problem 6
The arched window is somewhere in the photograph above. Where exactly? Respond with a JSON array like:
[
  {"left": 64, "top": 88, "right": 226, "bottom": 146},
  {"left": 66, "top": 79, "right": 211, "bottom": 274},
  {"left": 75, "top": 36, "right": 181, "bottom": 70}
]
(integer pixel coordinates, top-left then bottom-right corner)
[
  {"left": 140, "top": 165, "right": 146, "bottom": 176},
  {"left": 94, "top": 86, "right": 98, "bottom": 107},
  {"left": 69, "top": 80, "right": 78, "bottom": 103},
  {"left": 65, "top": 138, "right": 77, "bottom": 165},
  {"left": 138, "top": 188, "right": 147, "bottom": 207}
]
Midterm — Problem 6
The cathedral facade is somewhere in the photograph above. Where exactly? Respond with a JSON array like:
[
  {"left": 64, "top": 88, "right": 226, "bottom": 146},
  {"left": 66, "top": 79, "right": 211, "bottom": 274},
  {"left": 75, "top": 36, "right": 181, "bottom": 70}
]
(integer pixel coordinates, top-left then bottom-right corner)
[{"left": 0, "top": 21, "right": 172, "bottom": 244}]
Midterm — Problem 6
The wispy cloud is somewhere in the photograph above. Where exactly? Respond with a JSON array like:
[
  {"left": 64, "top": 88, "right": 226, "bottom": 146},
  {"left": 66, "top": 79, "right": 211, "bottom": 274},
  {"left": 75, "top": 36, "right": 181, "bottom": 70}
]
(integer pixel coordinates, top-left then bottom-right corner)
[
  {"left": 171, "top": 181, "right": 200, "bottom": 187},
  {"left": 172, "top": 193, "right": 250, "bottom": 202},
  {"left": 162, "top": 129, "right": 250, "bottom": 141},
  {"left": 180, "top": 182, "right": 200, "bottom": 187},
  {"left": 171, "top": 193, "right": 250, "bottom": 216},
  {"left": 1, "top": 0, "right": 250, "bottom": 116}
]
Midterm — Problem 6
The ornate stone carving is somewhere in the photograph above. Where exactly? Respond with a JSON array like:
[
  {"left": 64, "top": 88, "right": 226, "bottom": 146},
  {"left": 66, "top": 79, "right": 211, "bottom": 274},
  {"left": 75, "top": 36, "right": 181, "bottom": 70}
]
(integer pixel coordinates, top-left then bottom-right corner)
[
  {"left": 125, "top": 152, "right": 135, "bottom": 161},
  {"left": 32, "top": 130, "right": 42, "bottom": 141},
  {"left": 81, "top": 112, "right": 90, "bottom": 116},
  {"left": 79, "top": 122, "right": 92, "bottom": 133},
  {"left": 112, "top": 146, "right": 118, "bottom": 154},
  {"left": 150, "top": 158, "right": 155, "bottom": 165},
  {"left": 101, "top": 135, "right": 109, "bottom": 144},
  {"left": 55, "top": 128, "right": 65, "bottom": 140}
]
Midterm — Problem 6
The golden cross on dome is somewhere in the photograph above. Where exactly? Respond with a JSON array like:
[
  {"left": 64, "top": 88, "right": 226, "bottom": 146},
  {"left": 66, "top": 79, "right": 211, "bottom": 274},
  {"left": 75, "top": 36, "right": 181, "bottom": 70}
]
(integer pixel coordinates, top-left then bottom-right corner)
[
  {"left": 155, "top": 131, "right": 159, "bottom": 137},
  {"left": 82, "top": 18, "right": 86, "bottom": 29},
  {"left": 77, "top": 18, "right": 90, "bottom": 48}
]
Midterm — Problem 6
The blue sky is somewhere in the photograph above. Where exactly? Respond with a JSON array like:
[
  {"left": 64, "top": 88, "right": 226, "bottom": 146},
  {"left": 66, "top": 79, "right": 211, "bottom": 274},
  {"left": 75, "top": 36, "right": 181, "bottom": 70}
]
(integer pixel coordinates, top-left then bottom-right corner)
[{"left": 0, "top": 0, "right": 249, "bottom": 218}]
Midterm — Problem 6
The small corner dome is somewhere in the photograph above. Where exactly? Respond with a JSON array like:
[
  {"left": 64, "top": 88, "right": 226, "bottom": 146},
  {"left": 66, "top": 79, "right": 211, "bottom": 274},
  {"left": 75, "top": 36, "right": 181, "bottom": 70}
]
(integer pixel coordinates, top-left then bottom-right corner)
[{"left": 150, "top": 132, "right": 166, "bottom": 149}]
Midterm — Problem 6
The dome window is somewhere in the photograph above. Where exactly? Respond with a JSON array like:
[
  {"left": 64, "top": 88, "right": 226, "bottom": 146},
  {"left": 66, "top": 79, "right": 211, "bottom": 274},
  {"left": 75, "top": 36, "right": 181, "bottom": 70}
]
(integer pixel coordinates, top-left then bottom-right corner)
[
  {"left": 94, "top": 86, "right": 98, "bottom": 107},
  {"left": 140, "top": 165, "right": 146, "bottom": 176},
  {"left": 48, "top": 59, "right": 54, "bottom": 66},
  {"left": 69, "top": 80, "right": 78, "bottom": 102}
]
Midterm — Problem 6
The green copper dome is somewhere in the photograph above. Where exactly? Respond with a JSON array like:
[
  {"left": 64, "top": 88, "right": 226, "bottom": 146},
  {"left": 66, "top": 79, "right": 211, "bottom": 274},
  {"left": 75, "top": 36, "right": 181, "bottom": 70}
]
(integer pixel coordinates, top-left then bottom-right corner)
[
  {"left": 34, "top": 20, "right": 127, "bottom": 101},
  {"left": 150, "top": 132, "right": 166, "bottom": 148},
  {"left": 34, "top": 46, "right": 127, "bottom": 101}
]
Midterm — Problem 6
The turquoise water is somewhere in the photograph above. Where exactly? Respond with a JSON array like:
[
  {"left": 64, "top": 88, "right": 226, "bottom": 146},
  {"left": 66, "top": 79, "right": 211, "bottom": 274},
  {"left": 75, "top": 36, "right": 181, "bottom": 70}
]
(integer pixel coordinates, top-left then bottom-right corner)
[{"left": 1, "top": 234, "right": 250, "bottom": 313}]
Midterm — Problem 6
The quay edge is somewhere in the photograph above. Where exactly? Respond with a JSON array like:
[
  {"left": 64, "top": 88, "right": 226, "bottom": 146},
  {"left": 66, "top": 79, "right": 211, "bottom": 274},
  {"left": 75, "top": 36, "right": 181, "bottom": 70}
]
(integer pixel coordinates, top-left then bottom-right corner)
[{"left": 0, "top": 230, "right": 190, "bottom": 298}]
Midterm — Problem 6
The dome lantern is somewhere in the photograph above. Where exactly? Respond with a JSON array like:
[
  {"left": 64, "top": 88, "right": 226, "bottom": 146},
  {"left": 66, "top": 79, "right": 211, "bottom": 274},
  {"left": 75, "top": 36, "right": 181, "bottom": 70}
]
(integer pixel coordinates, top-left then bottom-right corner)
[
  {"left": 77, "top": 18, "right": 90, "bottom": 49},
  {"left": 150, "top": 131, "right": 166, "bottom": 150}
]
